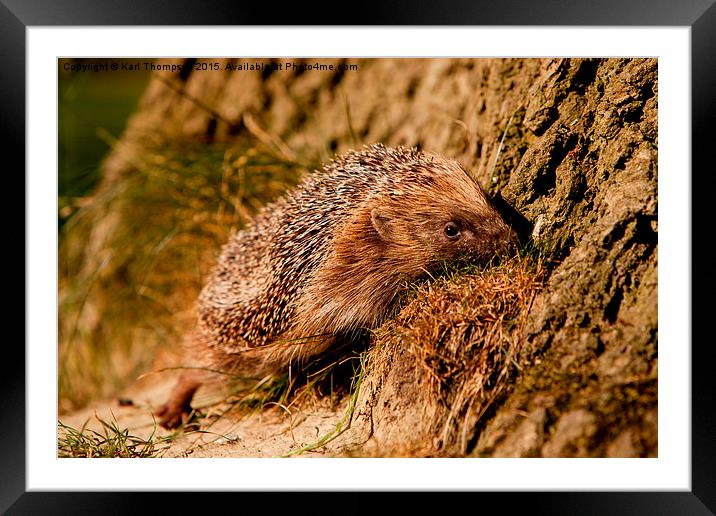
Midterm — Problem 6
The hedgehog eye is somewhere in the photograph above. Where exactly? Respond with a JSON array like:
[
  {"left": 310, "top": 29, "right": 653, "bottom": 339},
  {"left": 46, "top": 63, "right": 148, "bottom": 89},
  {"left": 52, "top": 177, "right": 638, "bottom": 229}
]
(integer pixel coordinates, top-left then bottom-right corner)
[{"left": 444, "top": 222, "right": 460, "bottom": 239}]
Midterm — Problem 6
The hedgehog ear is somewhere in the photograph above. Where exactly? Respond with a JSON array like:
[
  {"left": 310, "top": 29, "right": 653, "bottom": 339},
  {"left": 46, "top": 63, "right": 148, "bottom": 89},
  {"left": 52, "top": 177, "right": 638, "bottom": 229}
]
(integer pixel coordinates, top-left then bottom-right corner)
[{"left": 371, "top": 207, "right": 393, "bottom": 240}]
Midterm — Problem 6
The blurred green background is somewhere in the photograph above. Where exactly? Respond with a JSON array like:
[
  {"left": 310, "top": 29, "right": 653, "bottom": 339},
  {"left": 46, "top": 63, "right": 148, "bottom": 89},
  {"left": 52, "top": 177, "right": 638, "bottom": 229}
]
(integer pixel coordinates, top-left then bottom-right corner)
[{"left": 58, "top": 58, "right": 151, "bottom": 228}]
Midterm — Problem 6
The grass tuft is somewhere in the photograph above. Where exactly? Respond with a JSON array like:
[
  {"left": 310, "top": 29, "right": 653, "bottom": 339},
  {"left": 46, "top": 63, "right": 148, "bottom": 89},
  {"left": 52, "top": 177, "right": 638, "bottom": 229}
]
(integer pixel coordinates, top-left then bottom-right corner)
[{"left": 58, "top": 412, "right": 169, "bottom": 458}]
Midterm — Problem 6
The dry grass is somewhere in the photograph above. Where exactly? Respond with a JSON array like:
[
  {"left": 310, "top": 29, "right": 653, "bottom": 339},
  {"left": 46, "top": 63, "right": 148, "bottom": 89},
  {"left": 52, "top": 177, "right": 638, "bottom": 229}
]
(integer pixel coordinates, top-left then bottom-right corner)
[
  {"left": 366, "top": 254, "right": 544, "bottom": 456},
  {"left": 58, "top": 139, "right": 312, "bottom": 412}
]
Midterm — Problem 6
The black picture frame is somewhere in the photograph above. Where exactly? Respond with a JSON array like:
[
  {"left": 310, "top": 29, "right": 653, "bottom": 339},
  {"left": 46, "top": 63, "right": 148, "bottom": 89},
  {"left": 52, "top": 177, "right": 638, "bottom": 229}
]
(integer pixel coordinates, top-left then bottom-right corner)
[{"left": 4, "top": 1, "right": 713, "bottom": 513}]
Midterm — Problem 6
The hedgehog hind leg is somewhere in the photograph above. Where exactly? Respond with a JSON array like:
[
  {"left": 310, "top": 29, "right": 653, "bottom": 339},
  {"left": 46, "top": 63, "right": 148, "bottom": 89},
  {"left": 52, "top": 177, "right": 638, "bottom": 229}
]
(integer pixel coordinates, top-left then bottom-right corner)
[
  {"left": 156, "top": 368, "right": 205, "bottom": 429},
  {"left": 155, "top": 331, "right": 219, "bottom": 429}
]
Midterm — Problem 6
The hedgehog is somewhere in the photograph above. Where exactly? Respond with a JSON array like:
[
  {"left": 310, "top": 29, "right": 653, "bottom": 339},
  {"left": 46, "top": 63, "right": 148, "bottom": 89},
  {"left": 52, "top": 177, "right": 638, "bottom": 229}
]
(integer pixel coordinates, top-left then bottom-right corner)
[{"left": 157, "top": 144, "right": 515, "bottom": 428}]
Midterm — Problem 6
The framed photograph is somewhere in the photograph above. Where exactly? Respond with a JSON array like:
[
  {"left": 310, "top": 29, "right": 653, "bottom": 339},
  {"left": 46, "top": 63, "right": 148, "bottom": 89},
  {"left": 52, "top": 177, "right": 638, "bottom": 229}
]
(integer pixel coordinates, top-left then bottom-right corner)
[{"left": 7, "top": 0, "right": 713, "bottom": 513}]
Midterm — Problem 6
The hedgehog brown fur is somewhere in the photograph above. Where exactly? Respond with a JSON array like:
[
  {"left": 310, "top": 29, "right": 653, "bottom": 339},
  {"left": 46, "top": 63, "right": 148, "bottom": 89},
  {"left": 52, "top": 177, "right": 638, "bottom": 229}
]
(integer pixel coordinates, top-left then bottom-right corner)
[{"left": 157, "top": 144, "right": 514, "bottom": 428}]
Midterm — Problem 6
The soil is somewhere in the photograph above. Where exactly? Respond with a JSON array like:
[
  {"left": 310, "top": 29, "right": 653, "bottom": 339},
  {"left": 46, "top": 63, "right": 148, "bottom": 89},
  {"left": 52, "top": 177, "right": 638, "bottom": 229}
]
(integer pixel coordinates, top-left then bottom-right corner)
[{"left": 59, "top": 372, "right": 352, "bottom": 458}]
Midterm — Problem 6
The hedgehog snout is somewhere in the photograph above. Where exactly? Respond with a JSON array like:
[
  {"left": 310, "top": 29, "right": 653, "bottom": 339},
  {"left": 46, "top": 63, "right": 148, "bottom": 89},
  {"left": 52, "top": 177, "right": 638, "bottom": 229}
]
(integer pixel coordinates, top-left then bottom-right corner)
[
  {"left": 477, "top": 224, "right": 517, "bottom": 257},
  {"left": 491, "top": 225, "right": 517, "bottom": 253},
  {"left": 504, "top": 228, "right": 519, "bottom": 253}
]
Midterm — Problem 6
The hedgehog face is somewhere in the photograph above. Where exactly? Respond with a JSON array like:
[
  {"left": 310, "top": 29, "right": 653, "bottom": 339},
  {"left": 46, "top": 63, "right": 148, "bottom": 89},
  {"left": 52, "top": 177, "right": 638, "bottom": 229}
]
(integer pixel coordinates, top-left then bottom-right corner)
[
  {"left": 432, "top": 212, "right": 515, "bottom": 263},
  {"left": 370, "top": 202, "right": 514, "bottom": 269},
  {"left": 384, "top": 162, "right": 516, "bottom": 264}
]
